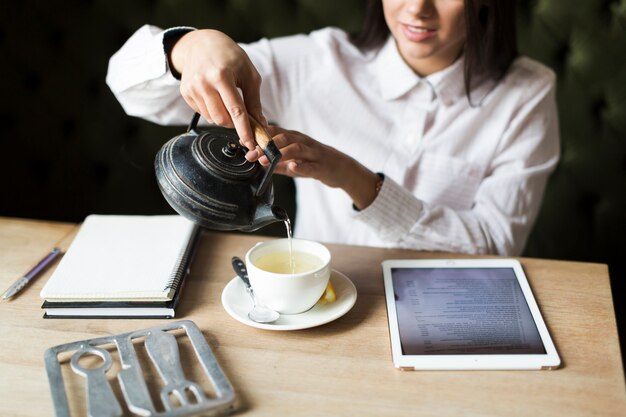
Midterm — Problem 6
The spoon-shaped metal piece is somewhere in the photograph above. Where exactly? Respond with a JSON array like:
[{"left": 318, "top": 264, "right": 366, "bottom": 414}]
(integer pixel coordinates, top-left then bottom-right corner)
[{"left": 231, "top": 256, "right": 280, "bottom": 324}]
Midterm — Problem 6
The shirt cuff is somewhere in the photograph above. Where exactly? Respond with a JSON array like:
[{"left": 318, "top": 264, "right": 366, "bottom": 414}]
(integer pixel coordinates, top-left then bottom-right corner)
[{"left": 353, "top": 175, "right": 423, "bottom": 242}]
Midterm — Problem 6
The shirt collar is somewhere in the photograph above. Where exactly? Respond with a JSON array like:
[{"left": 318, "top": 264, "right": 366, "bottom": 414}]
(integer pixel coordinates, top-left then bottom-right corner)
[
  {"left": 374, "top": 37, "right": 421, "bottom": 101},
  {"left": 425, "top": 55, "right": 466, "bottom": 106},
  {"left": 374, "top": 36, "right": 479, "bottom": 106}
]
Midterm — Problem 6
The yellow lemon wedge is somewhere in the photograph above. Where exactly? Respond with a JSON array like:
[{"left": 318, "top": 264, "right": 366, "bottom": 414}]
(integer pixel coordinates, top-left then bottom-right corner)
[{"left": 318, "top": 280, "right": 336, "bottom": 305}]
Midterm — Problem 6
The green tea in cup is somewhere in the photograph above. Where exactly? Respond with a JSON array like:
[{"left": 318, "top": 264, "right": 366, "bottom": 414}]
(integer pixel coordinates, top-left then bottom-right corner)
[{"left": 254, "top": 251, "right": 323, "bottom": 274}]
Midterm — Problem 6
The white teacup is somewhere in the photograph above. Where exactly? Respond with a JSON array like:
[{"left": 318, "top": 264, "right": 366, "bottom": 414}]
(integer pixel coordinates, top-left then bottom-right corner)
[{"left": 245, "top": 238, "right": 331, "bottom": 314}]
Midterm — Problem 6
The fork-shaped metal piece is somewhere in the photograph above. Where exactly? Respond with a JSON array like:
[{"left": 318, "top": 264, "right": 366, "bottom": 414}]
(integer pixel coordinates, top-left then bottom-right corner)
[{"left": 144, "top": 329, "right": 207, "bottom": 411}]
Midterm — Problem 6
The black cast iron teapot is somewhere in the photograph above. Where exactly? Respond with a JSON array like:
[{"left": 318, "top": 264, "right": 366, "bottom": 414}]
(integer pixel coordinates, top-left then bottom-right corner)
[{"left": 155, "top": 113, "right": 287, "bottom": 231}]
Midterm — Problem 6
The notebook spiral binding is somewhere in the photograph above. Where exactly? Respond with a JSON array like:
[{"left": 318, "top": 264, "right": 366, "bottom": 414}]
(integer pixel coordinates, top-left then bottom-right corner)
[{"left": 163, "top": 225, "right": 201, "bottom": 292}]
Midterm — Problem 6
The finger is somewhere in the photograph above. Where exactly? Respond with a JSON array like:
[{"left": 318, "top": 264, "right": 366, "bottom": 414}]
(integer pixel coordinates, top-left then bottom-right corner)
[
  {"left": 272, "top": 160, "right": 301, "bottom": 177},
  {"left": 276, "top": 160, "right": 312, "bottom": 178},
  {"left": 193, "top": 98, "right": 215, "bottom": 126},
  {"left": 257, "top": 153, "right": 270, "bottom": 166},
  {"left": 256, "top": 133, "right": 302, "bottom": 165},
  {"left": 266, "top": 132, "right": 291, "bottom": 149},
  {"left": 287, "top": 160, "right": 320, "bottom": 178},
  {"left": 269, "top": 130, "right": 312, "bottom": 148},
  {"left": 245, "top": 145, "right": 262, "bottom": 162},
  {"left": 196, "top": 86, "right": 232, "bottom": 127},
  {"left": 275, "top": 141, "right": 314, "bottom": 162},
  {"left": 272, "top": 160, "right": 292, "bottom": 176},
  {"left": 240, "top": 66, "right": 265, "bottom": 127},
  {"left": 180, "top": 84, "right": 214, "bottom": 125},
  {"left": 180, "top": 66, "right": 225, "bottom": 125},
  {"left": 216, "top": 78, "right": 256, "bottom": 151}
]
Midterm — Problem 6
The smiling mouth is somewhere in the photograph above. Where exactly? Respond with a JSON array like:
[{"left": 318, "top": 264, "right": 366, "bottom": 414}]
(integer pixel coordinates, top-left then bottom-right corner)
[{"left": 405, "top": 25, "right": 435, "bottom": 33}]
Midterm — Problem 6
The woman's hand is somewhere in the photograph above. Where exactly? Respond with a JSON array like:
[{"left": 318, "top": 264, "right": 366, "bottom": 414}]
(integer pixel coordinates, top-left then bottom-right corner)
[
  {"left": 170, "top": 29, "right": 265, "bottom": 154},
  {"left": 262, "top": 126, "right": 381, "bottom": 210}
]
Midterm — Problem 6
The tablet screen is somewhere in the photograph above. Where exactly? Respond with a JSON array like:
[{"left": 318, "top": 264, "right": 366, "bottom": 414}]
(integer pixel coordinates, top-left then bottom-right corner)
[{"left": 391, "top": 267, "right": 546, "bottom": 355}]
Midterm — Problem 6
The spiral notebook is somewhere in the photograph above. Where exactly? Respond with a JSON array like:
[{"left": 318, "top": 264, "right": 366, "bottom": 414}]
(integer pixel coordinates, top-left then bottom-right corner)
[{"left": 40, "top": 215, "right": 200, "bottom": 318}]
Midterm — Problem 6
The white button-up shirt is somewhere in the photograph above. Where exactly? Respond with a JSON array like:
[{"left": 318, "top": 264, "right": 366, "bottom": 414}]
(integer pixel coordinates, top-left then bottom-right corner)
[{"left": 107, "top": 25, "right": 560, "bottom": 255}]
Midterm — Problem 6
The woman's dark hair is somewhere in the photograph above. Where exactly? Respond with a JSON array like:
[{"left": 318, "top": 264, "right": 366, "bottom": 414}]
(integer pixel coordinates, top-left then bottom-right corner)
[{"left": 350, "top": 0, "right": 519, "bottom": 101}]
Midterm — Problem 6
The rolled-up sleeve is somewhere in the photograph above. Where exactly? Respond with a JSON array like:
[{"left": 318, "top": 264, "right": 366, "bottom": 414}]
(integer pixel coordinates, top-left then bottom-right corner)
[
  {"left": 106, "top": 25, "right": 194, "bottom": 125},
  {"left": 355, "top": 69, "right": 560, "bottom": 256}
]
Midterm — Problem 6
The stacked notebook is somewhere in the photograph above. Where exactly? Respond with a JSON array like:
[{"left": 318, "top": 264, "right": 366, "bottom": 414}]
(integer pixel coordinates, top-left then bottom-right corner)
[{"left": 40, "top": 215, "right": 200, "bottom": 318}]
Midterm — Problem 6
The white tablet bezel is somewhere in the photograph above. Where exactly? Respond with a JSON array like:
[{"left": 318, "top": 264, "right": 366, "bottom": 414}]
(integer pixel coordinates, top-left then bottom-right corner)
[{"left": 382, "top": 258, "right": 561, "bottom": 371}]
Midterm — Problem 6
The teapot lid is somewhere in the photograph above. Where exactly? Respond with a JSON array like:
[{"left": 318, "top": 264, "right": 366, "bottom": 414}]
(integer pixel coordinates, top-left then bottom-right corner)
[{"left": 194, "top": 131, "right": 256, "bottom": 180}]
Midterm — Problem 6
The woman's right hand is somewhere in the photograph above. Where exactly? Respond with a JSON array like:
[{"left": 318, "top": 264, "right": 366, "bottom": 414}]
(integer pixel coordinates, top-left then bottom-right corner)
[{"left": 170, "top": 29, "right": 265, "bottom": 157}]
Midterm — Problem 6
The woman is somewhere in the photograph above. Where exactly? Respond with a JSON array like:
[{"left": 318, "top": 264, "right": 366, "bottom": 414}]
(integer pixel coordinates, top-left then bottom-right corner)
[{"left": 107, "top": 0, "right": 560, "bottom": 255}]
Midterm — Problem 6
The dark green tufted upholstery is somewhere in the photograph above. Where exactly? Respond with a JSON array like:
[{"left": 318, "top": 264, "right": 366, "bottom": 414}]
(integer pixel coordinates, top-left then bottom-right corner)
[
  {"left": 517, "top": 0, "right": 626, "bottom": 271},
  {"left": 1, "top": 1, "right": 624, "bottom": 349}
]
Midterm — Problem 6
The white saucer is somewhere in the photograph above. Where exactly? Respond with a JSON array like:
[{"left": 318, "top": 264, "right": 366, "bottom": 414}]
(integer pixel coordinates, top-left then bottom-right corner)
[{"left": 221, "top": 269, "right": 357, "bottom": 331}]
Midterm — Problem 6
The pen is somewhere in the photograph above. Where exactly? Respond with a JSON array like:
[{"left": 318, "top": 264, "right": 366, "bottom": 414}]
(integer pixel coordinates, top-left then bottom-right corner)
[{"left": 2, "top": 247, "right": 62, "bottom": 300}]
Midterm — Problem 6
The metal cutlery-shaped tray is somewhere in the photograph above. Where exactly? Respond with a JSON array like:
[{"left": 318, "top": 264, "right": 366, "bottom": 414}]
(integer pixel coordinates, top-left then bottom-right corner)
[{"left": 44, "top": 320, "right": 235, "bottom": 417}]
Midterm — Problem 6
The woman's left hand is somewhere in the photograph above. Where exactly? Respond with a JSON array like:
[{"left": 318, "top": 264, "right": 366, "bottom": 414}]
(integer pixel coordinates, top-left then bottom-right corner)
[{"left": 259, "top": 126, "right": 381, "bottom": 210}]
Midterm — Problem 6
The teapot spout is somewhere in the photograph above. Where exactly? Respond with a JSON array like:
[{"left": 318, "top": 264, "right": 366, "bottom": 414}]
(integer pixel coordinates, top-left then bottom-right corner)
[
  {"left": 270, "top": 205, "right": 289, "bottom": 222},
  {"left": 243, "top": 204, "right": 288, "bottom": 232}
]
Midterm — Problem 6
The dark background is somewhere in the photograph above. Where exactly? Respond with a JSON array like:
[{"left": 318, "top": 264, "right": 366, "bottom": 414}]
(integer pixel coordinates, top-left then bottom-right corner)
[{"left": 1, "top": 1, "right": 624, "bottom": 357}]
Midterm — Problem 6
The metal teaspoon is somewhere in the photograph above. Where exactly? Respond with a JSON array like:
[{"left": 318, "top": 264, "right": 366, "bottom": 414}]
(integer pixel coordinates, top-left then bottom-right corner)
[{"left": 231, "top": 256, "right": 280, "bottom": 324}]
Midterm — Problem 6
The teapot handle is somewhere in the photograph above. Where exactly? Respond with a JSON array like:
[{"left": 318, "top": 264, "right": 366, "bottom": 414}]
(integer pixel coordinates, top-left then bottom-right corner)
[
  {"left": 187, "top": 112, "right": 201, "bottom": 133},
  {"left": 247, "top": 115, "right": 274, "bottom": 152},
  {"left": 247, "top": 114, "right": 282, "bottom": 197}
]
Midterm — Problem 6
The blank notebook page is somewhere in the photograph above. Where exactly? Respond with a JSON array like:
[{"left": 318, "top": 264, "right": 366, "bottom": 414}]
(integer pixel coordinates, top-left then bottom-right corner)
[{"left": 40, "top": 215, "right": 196, "bottom": 301}]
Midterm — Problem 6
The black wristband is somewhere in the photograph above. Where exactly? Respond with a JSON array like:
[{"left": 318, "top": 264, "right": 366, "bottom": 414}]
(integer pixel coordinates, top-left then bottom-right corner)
[
  {"left": 163, "top": 27, "right": 195, "bottom": 80},
  {"left": 352, "top": 172, "right": 385, "bottom": 212}
]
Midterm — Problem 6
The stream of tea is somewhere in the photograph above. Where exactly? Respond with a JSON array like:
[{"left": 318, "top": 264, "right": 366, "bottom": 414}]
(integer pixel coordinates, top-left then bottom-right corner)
[
  {"left": 285, "top": 218, "right": 294, "bottom": 274},
  {"left": 254, "top": 217, "right": 322, "bottom": 274}
]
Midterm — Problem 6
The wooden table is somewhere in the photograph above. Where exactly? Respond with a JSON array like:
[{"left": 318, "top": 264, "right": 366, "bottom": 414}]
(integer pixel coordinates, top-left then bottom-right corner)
[{"left": 0, "top": 217, "right": 624, "bottom": 416}]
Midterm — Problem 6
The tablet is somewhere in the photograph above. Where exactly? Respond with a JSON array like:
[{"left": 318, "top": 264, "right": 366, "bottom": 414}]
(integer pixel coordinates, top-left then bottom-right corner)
[{"left": 382, "top": 259, "right": 560, "bottom": 370}]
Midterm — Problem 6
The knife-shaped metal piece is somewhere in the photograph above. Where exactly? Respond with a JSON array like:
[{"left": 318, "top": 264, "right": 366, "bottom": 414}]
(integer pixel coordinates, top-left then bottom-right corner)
[{"left": 116, "top": 336, "right": 156, "bottom": 416}]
